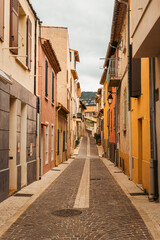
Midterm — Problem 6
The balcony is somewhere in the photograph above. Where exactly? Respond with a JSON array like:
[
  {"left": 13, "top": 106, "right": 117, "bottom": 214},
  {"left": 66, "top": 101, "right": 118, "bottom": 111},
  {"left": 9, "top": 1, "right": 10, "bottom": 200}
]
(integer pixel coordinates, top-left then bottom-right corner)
[
  {"left": 107, "top": 57, "right": 121, "bottom": 88},
  {"left": 77, "top": 113, "right": 82, "bottom": 119}
]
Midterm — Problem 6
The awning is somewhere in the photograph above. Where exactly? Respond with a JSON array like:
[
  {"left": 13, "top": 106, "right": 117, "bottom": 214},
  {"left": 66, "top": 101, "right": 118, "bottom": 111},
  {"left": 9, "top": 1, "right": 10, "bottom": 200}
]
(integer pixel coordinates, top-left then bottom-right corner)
[{"left": 0, "top": 70, "right": 12, "bottom": 85}]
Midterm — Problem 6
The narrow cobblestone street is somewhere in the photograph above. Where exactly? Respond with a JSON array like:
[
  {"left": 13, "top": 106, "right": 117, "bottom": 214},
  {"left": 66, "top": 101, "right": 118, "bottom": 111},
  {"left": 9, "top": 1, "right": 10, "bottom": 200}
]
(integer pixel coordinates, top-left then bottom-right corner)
[{"left": 0, "top": 137, "right": 153, "bottom": 240}]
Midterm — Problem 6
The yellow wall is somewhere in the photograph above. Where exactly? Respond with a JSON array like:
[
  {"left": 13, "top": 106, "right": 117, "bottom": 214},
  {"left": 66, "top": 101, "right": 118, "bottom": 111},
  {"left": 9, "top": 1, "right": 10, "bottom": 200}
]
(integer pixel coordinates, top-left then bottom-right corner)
[{"left": 131, "top": 58, "right": 151, "bottom": 194}]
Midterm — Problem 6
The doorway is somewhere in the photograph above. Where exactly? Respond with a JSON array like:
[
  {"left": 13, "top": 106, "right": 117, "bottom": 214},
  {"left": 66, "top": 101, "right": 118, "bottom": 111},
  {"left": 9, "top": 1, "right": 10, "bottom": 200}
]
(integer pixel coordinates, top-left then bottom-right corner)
[
  {"left": 20, "top": 103, "right": 27, "bottom": 187},
  {"left": 9, "top": 98, "right": 17, "bottom": 194},
  {"left": 59, "top": 130, "right": 63, "bottom": 163},
  {"left": 138, "top": 119, "right": 143, "bottom": 184}
]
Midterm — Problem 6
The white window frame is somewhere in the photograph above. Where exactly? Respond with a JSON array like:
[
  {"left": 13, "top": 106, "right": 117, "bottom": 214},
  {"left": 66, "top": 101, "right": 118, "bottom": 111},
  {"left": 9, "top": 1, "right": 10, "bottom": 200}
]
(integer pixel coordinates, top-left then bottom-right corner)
[
  {"left": 51, "top": 124, "right": 54, "bottom": 161},
  {"left": 45, "top": 123, "right": 49, "bottom": 164}
]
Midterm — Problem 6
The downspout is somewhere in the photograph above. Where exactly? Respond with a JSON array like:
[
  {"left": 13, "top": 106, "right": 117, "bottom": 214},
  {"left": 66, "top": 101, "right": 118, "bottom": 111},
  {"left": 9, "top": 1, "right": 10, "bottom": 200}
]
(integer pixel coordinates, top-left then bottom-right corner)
[
  {"left": 34, "top": 19, "right": 37, "bottom": 96},
  {"left": 56, "top": 104, "right": 62, "bottom": 166},
  {"left": 149, "top": 58, "right": 158, "bottom": 201},
  {"left": 118, "top": 0, "right": 132, "bottom": 180}
]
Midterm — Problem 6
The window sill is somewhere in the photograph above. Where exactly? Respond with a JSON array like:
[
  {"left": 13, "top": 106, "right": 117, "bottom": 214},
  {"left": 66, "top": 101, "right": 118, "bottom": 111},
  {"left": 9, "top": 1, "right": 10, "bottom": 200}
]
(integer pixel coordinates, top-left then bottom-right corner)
[
  {"left": 16, "top": 57, "right": 29, "bottom": 70},
  {"left": 45, "top": 96, "right": 48, "bottom": 101},
  {"left": 52, "top": 102, "right": 55, "bottom": 106}
]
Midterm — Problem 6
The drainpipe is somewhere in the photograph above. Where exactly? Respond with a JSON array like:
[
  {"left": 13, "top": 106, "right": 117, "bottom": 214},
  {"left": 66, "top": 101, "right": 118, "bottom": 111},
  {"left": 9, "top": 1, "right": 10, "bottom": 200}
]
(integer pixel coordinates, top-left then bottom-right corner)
[
  {"left": 118, "top": 0, "right": 132, "bottom": 180},
  {"left": 34, "top": 19, "right": 37, "bottom": 96},
  {"left": 149, "top": 58, "right": 158, "bottom": 201},
  {"left": 115, "top": 88, "right": 118, "bottom": 166}
]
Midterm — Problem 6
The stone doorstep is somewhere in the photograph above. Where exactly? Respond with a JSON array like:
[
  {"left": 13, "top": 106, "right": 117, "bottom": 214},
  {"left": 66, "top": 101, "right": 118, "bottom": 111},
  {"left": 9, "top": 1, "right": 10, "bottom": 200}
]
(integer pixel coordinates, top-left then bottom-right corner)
[
  {"left": 101, "top": 157, "right": 160, "bottom": 240},
  {"left": 0, "top": 157, "right": 75, "bottom": 238}
]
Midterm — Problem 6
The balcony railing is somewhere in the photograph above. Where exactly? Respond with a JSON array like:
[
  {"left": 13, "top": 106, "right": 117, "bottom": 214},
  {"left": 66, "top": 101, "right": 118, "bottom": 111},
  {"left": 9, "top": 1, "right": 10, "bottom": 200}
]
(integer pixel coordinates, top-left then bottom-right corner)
[
  {"left": 77, "top": 113, "right": 82, "bottom": 119},
  {"left": 106, "top": 57, "right": 121, "bottom": 88}
]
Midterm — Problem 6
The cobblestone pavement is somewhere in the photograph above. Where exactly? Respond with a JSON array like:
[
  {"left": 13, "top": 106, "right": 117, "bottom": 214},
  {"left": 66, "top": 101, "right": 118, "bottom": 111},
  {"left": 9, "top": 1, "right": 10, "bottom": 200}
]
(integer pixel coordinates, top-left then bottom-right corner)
[{"left": 0, "top": 137, "right": 153, "bottom": 240}]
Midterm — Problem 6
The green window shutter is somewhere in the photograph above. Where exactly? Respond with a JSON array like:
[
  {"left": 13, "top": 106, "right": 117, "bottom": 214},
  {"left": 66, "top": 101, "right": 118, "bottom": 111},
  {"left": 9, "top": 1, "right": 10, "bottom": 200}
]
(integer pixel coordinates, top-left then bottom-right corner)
[
  {"left": 57, "top": 129, "right": 59, "bottom": 155},
  {"left": 45, "top": 59, "right": 48, "bottom": 97},
  {"left": 52, "top": 71, "right": 54, "bottom": 103},
  {"left": 63, "top": 131, "right": 65, "bottom": 152}
]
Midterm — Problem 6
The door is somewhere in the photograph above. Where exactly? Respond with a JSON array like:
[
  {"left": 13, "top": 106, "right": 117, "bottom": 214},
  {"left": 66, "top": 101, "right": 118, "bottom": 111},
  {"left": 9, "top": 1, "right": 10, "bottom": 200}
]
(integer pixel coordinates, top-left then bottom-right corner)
[
  {"left": 9, "top": 98, "right": 17, "bottom": 194},
  {"left": 59, "top": 131, "right": 63, "bottom": 163},
  {"left": 20, "top": 103, "right": 27, "bottom": 187},
  {"left": 138, "top": 119, "right": 142, "bottom": 184},
  {"left": 41, "top": 126, "right": 43, "bottom": 175}
]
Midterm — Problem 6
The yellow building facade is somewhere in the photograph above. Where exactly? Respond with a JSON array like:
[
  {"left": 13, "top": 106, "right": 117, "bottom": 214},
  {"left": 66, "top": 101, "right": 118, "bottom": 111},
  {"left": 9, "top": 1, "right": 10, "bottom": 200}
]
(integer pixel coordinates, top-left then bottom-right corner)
[{"left": 131, "top": 58, "right": 151, "bottom": 194}]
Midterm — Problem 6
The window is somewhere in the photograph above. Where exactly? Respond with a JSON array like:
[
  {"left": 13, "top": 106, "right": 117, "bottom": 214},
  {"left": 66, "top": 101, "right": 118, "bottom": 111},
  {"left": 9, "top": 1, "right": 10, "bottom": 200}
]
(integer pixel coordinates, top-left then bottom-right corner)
[
  {"left": 123, "top": 88, "right": 127, "bottom": 130},
  {"left": 114, "top": 107, "right": 116, "bottom": 130},
  {"left": 45, "top": 58, "right": 48, "bottom": 98},
  {"left": 0, "top": 0, "right": 4, "bottom": 41},
  {"left": 57, "top": 129, "right": 59, "bottom": 155},
  {"left": 51, "top": 125, "right": 54, "bottom": 161},
  {"left": 45, "top": 125, "right": 49, "bottom": 164},
  {"left": 52, "top": 71, "right": 54, "bottom": 103},
  {"left": 63, "top": 131, "right": 65, "bottom": 152},
  {"left": 70, "top": 51, "right": 72, "bottom": 62},
  {"left": 10, "top": 0, "right": 32, "bottom": 69},
  {"left": 110, "top": 110, "right": 112, "bottom": 132}
]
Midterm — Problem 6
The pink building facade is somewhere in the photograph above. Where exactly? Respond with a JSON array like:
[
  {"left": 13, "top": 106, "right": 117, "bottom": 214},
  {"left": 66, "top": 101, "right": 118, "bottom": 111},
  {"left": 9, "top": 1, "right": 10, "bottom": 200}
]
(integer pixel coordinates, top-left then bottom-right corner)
[{"left": 38, "top": 38, "right": 61, "bottom": 174}]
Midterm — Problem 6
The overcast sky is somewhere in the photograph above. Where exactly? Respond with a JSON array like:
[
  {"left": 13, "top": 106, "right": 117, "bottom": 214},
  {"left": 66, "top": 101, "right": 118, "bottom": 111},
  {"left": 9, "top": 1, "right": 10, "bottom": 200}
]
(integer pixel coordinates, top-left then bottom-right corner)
[{"left": 31, "top": 0, "right": 114, "bottom": 92}]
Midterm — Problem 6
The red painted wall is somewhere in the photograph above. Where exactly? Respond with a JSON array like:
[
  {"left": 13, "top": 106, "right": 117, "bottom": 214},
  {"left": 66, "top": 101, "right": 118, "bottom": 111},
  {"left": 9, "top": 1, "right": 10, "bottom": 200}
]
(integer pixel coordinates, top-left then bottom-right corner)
[
  {"left": 38, "top": 39, "right": 57, "bottom": 174},
  {"left": 109, "top": 87, "right": 116, "bottom": 143}
]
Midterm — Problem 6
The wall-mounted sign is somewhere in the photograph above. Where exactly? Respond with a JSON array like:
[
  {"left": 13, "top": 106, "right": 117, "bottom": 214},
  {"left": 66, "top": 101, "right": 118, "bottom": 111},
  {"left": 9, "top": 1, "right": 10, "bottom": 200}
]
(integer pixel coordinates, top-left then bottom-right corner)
[
  {"left": 18, "top": 142, "right": 20, "bottom": 153},
  {"left": 30, "top": 143, "right": 33, "bottom": 156}
]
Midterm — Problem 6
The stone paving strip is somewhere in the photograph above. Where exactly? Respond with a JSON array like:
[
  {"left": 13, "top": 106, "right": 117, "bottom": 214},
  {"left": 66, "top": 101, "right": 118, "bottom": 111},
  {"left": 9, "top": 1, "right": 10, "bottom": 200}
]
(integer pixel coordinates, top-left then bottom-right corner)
[
  {"left": 100, "top": 154, "right": 160, "bottom": 240},
  {"left": 0, "top": 136, "right": 84, "bottom": 240},
  {"left": 74, "top": 137, "right": 90, "bottom": 209}
]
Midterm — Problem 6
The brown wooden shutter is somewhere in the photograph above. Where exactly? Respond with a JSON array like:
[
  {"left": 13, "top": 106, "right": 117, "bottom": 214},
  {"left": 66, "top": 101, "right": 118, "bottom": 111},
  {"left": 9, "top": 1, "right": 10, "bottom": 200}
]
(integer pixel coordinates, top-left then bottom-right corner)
[
  {"left": 130, "top": 45, "right": 141, "bottom": 98},
  {"left": 0, "top": 0, "right": 4, "bottom": 41},
  {"left": 10, "top": 0, "right": 18, "bottom": 54},
  {"left": 26, "top": 17, "right": 32, "bottom": 70}
]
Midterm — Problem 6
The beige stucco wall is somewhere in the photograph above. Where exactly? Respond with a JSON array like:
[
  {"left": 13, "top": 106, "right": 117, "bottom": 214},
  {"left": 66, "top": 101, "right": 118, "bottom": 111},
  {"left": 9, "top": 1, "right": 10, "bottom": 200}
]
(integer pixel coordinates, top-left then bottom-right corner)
[
  {"left": 0, "top": 0, "right": 37, "bottom": 94},
  {"left": 117, "top": 11, "right": 129, "bottom": 175},
  {"left": 131, "top": 0, "right": 160, "bottom": 57},
  {"left": 41, "top": 27, "right": 69, "bottom": 109}
]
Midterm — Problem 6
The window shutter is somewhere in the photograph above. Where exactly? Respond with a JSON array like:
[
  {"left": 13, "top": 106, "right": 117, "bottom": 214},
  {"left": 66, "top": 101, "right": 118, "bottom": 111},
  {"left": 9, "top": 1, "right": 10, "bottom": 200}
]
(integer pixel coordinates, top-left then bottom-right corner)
[
  {"left": 63, "top": 131, "right": 65, "bottom": 152},
  {"left": 57, "top": 130, "right": 59, "bottom": 155},
  {"left": 52, "top": 71, "right": 54, "bottom": 103},
  {"left": 10, "top": 0, "right": 18, "bottom": 54},
  {"left": 26, "top": 17, "right": 32, "bottom": 70},
  {"left": 130, "top": 45, "right": 141, "bottom": 98},
  {"left": 45, "top": 59, "right": 48, "bottom": 97},
  {"left": 0, "top": 0, "right": 4, "bottom": 41}
]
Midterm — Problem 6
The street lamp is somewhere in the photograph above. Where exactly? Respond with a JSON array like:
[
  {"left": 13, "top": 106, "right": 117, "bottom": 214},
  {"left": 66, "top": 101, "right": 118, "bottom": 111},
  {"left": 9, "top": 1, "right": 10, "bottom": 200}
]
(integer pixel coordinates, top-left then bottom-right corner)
[{"left": 108, "top": 93, "right": 113, "bottom": 105}]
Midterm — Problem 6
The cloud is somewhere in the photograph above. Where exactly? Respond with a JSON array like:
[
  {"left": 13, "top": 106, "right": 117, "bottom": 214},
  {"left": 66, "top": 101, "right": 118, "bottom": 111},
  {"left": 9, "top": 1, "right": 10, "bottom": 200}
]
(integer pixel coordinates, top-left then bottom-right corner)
[{"left": 31, "top": 0, "right": 114, "bottom": 91}]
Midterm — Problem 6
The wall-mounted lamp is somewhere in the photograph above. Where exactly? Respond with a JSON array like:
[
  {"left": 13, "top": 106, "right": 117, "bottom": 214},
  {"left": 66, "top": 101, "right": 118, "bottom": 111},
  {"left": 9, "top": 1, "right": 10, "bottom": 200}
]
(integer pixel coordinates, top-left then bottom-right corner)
[{"left": 108, "top": 93, "right": 113, "bottom": 105}]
